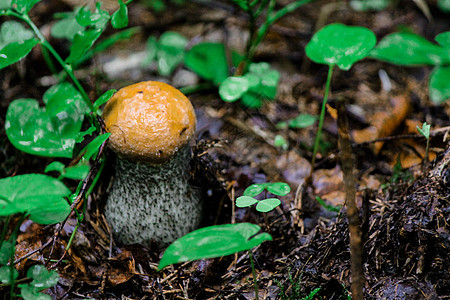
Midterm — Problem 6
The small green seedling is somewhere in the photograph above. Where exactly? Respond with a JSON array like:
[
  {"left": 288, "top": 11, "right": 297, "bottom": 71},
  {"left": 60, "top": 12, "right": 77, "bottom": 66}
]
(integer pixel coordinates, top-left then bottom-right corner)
[
  {"left": 305, "top": 23, "right": 376, "bottom": 169},
  {"left": 350, "top": 0, "right": 392, "bottom": 11},
  {"left": 236, "top": 182, "right": 290, "bottom": 213},
  {"left": 158, "top": 223, "right": 272, "bottom": 300},
  {"left": 274, "top": 134, "right": 289, "bottom": 151},
  {"left": 315, "top": 196, "right": 341, "bottom": 213},
  {"left": 219, "top": 62, "right": 280, "bottom": 108},
  {"left": 417, "top": 121, "right": 431, "bottom": 165},
  {"left": 145, "top": 31, "right": 188, "bottom": 76},
  {"left": 276, "top": 113, "right": 317, "bottom": 129},
  {"left": 370, "top": 30, "right": 450, "bottom": 103}
]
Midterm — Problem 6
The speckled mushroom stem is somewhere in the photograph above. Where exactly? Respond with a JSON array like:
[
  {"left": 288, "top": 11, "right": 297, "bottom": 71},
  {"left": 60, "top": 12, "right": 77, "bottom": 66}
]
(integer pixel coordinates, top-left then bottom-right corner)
[{"left": 105, "top": 146, "right": 202, "bottom": 248}]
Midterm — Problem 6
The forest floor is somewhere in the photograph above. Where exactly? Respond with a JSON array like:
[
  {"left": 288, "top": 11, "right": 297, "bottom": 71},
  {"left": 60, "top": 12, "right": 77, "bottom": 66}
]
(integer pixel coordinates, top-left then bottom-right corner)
[{"left": 0, "top": 0, "right": 449, "bottom": 299}]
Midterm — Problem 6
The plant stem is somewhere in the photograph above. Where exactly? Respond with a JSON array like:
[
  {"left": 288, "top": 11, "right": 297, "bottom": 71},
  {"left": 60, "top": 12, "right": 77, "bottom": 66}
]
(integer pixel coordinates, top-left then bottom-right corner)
[
  {"left": 249, "top": 250, "right": 259, "bottom": 300},
  {"left": 310, "top": 64, "right": 334, "bottom": 173},
  {"left": 4, "top": 10, "right": 94, "bottom": 113},
  {"left": 9, "top": 213, "right": 27, "bottom": 300},
  {"left": 337, "top": 99, "right": 365, "bottom": 300},
  {"left": 0, "top": 215, "right": 11, "bottom": 247}
]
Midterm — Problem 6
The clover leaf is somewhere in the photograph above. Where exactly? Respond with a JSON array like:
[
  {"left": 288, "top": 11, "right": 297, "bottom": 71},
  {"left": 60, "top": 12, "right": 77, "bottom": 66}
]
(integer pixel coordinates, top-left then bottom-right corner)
[{"left": 306, "top": 23, "right": 376, "bottom": 70}]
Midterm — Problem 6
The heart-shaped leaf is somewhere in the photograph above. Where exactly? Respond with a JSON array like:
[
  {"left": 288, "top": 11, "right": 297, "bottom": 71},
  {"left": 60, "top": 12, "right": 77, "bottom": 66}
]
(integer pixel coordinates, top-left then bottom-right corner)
[
  {"left": 429, "top": 66, "right": 450, "bottom": 104},
  {"left": 306, "top": 23, "right": 376, "bottom": 70},
  {"left": 5, "top": 83, "right": 88, "bottom": 157},
  {"left": 236, "top": 196, "right": 258, "bottom": 207},
  {"left": 219, "top": 76, "right": 249, "bottom": 102},
  {"left": 27, "top": 265, "right": 59, "bottom": 289},
  {"left": 243, "top": 183, "right": 267, "bottom": 197},
  {"left": 19, "top": 284, "right": 52, "bottom": 300},
  {"left": 256, "top": 198, "right": 281, "bottom": 212},
  {"left": 0, "top": 174, "right": 71, "bottom": 224},
  {"left": 158, "top": 223, "right": 272, "bottom": 270},
  {"left": 0, "top": 38, "right": 38, "bottom": 69},
  {"left": 185, "top": 42, "right": 229, "bottom": 84},
  {"left": 266, "top": 182, "right": 290, "bottom": 196},
  {"left": 369, "top": 32, "right": 450, "bottom": 66}
]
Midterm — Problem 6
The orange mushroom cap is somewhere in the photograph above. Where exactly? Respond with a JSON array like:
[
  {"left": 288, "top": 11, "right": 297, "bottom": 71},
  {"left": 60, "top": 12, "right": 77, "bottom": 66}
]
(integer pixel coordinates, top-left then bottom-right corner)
[{"left": 103, "top": 81, "right": 196, "bottom": 164}]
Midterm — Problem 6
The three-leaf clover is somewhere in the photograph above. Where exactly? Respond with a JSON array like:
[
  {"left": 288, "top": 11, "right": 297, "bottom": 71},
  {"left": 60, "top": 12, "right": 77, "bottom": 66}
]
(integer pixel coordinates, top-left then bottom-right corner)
[{"left": 236, "top": 182, "right": 290, "bottom": 213}]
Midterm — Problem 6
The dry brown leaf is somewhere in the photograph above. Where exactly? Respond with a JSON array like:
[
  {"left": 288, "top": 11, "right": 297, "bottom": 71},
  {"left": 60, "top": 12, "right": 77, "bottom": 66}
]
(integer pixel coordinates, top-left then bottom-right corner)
[{"left": 352, "top": 95, "right": 411, "bottom": 154}]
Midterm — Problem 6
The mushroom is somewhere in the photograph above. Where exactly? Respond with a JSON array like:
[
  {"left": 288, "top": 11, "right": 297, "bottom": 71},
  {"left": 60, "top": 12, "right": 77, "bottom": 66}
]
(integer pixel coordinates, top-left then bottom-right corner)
[{"left": 102, "top": 81, "right": 202, "bottom": 248}]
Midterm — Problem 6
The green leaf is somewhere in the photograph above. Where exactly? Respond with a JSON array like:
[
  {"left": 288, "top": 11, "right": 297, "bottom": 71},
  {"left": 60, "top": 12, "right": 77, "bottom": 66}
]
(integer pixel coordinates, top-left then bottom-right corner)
[
  {"left": 27, "top": 265, "right": 59, "bottom": 289},
  {"left": 429, "top": 66, "right": 450, "bottom": 103},
  {"left": 94, "top": 89, "right": 116, "bottom": 110},
  {"left": 158, "top": 223, "right": 272, "bottom": 270},
  {"left": 236, "top": 196, "right": 258, "bottom": 207},
  {"left": 416, "top": 122, "right": 430, "bottom": 139},
  {"left": 306, "top": 23, "right": 376, "bottom": 70},
  {"left": 75, "top": 3, "right": 110, "bottom": 29},
  {"left": 266, "top": 182, "right": 290, "bottom": 196},
  {"left": 370, "top": 32, "right": 450, "bottom": 66},
  {"left": 219, "top": 76, "right": 249, "bottom": 102},
  {"left": 288, "top": 113, "right": 317, "bottom": 129},
  {"left": 0, "top": 38, "right": 39, "bottom": 69},
  {"left": 274, "top": 134, "right": 288, "bottom": 150},
  {"left": 0, "top": 0, "right": 12, "bottom": 9},
  {"left": 438, "top": 0, "right": 450, "bottom": 12},
  {"left": 20, "top": 284, "right": 52, "bottom": 300},
  {"left": 5, "top": 83, "right": 88, "bottom": 157},
  {"left": 80, "top": 133, "right": 111, "bottom": 161},
  {"left": 248, "top": 62, "right": 280, "bottom": 99},
  {"left": 156, "top": 32, "right": 188, "bottom": 76},
  {"left": 0, "top": 20, "right": 34, "bottom": 49},
  {"left": 63, "top": 164, "right": 90, "bottom": 180},
  {"left": 111, "top": 0, "right": 128, "bottom": 29},
  {"left": 12, "top": 0, "right": 40, "bottom": 14},
  {"left": 66, "top": 28, "right": 102, "bottom": 65},
  {"left": 0, "top": 265, "right": 18, "bottom": 284},
  {"left": 185, "top": 42, "right": 229, "bottom": 85},
  {"left": 241, "top": 91, "right": 264, "bottom": 108},
  {"left": 51, "top": 14, "right": 85, "bottom": 41},
  {"left": 243, "top": 183, "right": 267, "bottom": 197},
  {"left": 0, "top": 174, "right": 70, "bottom": 224},
  {"left": 350, "top": 0, "right": 390, "bottom": 11},
  {"left": 435, "top": 31, "right": 450, "bottom": 49},
  {"left": 256, "top": 198, "right": 281, "bottom": 212},
  {"left": 0, "top": 241, "right": 13, "bottom": 265},
  {"left": 44, "top": 161, "right": 66, "bottom": 174}
]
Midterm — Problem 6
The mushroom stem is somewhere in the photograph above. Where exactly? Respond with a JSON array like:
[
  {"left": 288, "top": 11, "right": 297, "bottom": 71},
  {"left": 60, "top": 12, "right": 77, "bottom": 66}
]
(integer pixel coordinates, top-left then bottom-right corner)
[{"left": 105, "top": 146, "right": 202, "bottom": 247}]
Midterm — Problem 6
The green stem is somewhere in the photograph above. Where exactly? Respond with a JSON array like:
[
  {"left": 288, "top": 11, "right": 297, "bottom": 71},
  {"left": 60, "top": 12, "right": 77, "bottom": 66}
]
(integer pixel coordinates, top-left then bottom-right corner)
[
  {"left": 9, "top": 213, "right": 27, "bottom": 300},
  {"left": 4, "top": 10, "right": 94, "bottom": 113},
  {"left": 40, "top": 44, "right": 58, "bottom": 75},
  {"left": 249, "top": 250, "right": 259, "bottom": 300},
  {"left": 311, "top": 64, "right": 334, "bottom": 171},
  {"left": 0, "top": 215, "right": 11, "bottom": 247}
]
